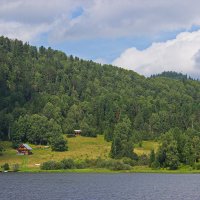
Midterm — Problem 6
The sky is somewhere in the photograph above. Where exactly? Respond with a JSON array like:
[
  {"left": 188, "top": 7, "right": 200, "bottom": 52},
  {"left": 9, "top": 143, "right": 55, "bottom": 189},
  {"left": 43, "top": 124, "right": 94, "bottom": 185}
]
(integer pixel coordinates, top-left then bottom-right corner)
[{"left": 1, "top": 0, "right": 200, "bottom": 78}]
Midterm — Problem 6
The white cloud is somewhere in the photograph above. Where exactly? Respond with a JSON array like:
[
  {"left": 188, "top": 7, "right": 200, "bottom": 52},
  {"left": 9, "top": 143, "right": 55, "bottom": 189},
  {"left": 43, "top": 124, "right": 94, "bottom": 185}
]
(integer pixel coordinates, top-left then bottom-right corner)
[
  {"left": 94, "top": 58, "right": 107, "bottom": 65},
  {"left": 2, "top": 0, "right": 200, "bottom": 41},
  {"left": 1, "top": 0, "right": 200, "bottom": 79},
  {"left": 0, "top": 21, "right": 51, "bottom": 42},
  {"left": 53, "top": 0, "right": 200, "bottom": 40},
  {"left": 112, "top": 30, "right": 200, "bottom": 78},
  {"left": 0, "top": 0, "right": 83, "bottom": 41}
]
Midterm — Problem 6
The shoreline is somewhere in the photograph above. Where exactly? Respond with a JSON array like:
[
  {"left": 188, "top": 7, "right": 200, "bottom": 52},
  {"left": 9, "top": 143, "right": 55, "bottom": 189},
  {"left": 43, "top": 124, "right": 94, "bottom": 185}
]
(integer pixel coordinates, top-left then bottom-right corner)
[{"left": 2, "top": 167, "right": 200, "bottom": 174}]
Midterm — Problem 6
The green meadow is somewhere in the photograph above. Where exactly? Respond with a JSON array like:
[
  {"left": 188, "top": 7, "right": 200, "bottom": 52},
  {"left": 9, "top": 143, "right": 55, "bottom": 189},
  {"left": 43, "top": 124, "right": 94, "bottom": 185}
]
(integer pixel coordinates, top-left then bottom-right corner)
[{"left": 0, "top": 135, "right": 158, "bottom": 171}]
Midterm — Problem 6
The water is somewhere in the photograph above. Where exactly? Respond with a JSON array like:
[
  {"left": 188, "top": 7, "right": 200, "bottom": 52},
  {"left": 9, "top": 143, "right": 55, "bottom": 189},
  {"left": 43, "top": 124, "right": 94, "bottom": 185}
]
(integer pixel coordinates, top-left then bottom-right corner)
[{"left": 0, "top": 173, "right": 200, "bottom": 200}]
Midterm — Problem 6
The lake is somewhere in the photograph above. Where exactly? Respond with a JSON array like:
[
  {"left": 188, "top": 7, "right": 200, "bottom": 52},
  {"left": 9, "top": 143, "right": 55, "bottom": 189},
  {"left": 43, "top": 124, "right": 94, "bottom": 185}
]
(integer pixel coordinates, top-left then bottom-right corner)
[{"left": 0, "top": 173, "right": 200, "bottom": 200}]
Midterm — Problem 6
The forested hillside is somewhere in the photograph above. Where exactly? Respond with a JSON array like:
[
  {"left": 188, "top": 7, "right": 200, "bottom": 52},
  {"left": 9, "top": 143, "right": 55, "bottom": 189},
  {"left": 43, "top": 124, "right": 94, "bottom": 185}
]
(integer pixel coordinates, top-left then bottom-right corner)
[
  {"left": 151, "top": 71, "right": 191, "bottom": 80},
  {"left": 0, "top": 36, "right": 200, "bottom": 147}
]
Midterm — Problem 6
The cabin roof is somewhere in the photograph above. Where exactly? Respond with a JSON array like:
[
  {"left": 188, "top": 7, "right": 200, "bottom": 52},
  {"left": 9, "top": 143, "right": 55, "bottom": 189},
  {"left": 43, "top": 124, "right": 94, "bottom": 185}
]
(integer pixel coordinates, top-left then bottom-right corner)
[{"left": 22, "top": 144, "right": 32, "bottom": 150}]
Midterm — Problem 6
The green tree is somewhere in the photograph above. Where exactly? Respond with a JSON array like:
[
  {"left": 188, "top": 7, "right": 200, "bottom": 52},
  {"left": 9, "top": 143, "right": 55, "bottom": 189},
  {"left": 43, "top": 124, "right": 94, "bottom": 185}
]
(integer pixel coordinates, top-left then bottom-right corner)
[
  {"left": 110, "top": 117, "right": 134, "bottom": 159},
  {"left": 1, "top": 163, "right": 9, "bottom": 171},
  {"left": 0, "top": 145, "right": 4, "bottom": 155},
  {"left": 51, "top": 136, "right": 68, "bottom": 151},
  {"left": 157, "top": 131, "right": 180, "bottom": 169},
  {"left": 149, "top": 149, "right": 155, "bottom": 167},
  {"left": 43, "top": 102, "right": 62, "bottom": 124},
  {"left": 165, "top": 140, "right": 180, "bottom": 170}
]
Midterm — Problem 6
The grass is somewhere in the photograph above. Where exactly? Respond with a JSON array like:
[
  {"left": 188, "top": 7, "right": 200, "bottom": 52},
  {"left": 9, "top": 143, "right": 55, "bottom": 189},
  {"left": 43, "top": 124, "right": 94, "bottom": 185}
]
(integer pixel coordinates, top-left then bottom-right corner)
[
  {"left": 0, "top": 136, "right": 160, "bottom": 172},
  {"left": 134, "top": 141, "right": 159, "bottom": 155},
  {"left": 0, "top": 135, "right": 111, "bottom": 170},
  {"left": 1, "top": 136, "right": 200, "bottom": 173},
  {"left": 1, "top": 136, "right": 199, "bottom": 174},
  {"left": 13, "top": 166, "right": 200, "bottom": 174}
]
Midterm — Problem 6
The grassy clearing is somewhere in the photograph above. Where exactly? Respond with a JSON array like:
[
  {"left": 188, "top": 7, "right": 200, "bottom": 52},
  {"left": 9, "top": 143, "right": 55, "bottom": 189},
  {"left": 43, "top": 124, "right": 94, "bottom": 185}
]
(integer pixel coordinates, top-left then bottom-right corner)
[
  {"left": 0, "top": 136, "right": 159, "bottom": 171},
  {"left": 0, "top": 135, "right": 111, "bottom": 170},
  {"left": 134, "top": 141, "right": 159, "bottom": 155}
]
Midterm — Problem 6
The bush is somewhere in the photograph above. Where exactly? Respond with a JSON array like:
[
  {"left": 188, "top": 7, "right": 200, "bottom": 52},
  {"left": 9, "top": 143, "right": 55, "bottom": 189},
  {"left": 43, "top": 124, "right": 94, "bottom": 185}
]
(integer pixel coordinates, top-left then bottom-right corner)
[
  {"left": 94, "top": 158, "right": 132, "bottom": 170},
  {"left": 75, "top": 160, "right": 88, "bottom": 169},
  {"left": 95, "top": 158, "right": 108, "bottom": 168},
  {"left": 84, "top": 158, "right": 99, "bottom": 168},
  {"left": 1, "top": 163, "right": 10, "bottom": 171},
  {"left": 151, "top": 160, "right": 160, "bottom": 169},
  {"left": 122, "top": 157, "right": 137, "bottom": 167},
  {"left": 137, "top": 154, "right": 149, "bottom": 166},
  {"left": 193, "top": 162, "right": 200, "bottom": 170},
  {"left": 51, "top": 136, "right": 68, "bottom": 152},
  {"left": 107, "top": 160, "right": 131, "bottom": 170},
  {"left": 61, "top": 158, "right": 75, "bottom": 169},
  {"left": 41, "top": 161, "right": 62, "bottom": 170},
  {"left": 41, "top": 158, "right": 132, "bottom": 171},
  {"left": 12, "top": 164, "right": 20, "bottom": 172}
]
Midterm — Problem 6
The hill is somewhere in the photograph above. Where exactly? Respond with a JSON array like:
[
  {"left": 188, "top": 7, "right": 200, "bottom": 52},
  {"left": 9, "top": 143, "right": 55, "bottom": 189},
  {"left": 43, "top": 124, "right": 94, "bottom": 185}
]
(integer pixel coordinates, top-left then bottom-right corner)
[
  {"left": 0, "top": 36, "right": 200, "bottom": 171},
  {"left": 0, "top": 36, "right": 199, "bottom": 144}
]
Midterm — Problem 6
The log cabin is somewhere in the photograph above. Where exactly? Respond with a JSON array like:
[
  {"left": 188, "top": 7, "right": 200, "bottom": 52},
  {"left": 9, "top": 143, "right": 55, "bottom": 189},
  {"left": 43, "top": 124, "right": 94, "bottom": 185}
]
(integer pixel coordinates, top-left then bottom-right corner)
[
  {"left": 17, "top": 144, "right": 32, "bottom": 155},
  {"left": 74, "top": 130, "right": 81, "bottom": 136}
]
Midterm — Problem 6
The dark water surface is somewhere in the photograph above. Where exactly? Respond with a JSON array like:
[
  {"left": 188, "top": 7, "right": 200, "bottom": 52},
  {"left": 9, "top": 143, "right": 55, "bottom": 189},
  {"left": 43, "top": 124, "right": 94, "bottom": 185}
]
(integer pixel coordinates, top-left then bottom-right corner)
[{"left": 0, "top": 173, "right": 200, "bottom": 200}]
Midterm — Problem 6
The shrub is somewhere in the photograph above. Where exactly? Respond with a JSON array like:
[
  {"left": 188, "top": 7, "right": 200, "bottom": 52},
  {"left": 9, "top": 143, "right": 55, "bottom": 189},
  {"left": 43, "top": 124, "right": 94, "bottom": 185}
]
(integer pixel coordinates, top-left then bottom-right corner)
[
  {"left": 1, "top": 163, "right": 10, "bottom": 171},
  {"left": 12, "top": 164, "right": 20, "bottom": 172},
  {"left": 51, "top": 136, "right": 68, "bottom": 152},
  {"left": 151, "top": 160, "right": 160, "bottom": 169},
  {"left": 95, "top": 158, "right": 108, "bottom": 168},
  {"left": 107, "top": 160, "right": 131, "bottom": 170},
  {"left": 41, "top": 161, "right": 62, "bottom": 170},
  {"left": 84, "top": 158, "right": 98, "bottom": 168},
  {"left": 61, "top": 158, "right": 75, "bottom": 169},
  {"left": 122, "top": 157, "right": 137, "bottom": 167},
  {"left": 193, "top": 162, "right": 200, "bottom": 170},
  {"left": 75, "top": 160, "right": 88, "bottom": 169},
  {"left": 137, "top": 154, "right": 149, "bottom": 166},
  {"left": 95, "top": 159, "right": 131, "bottom": 170},
  {"left": 41, "top": 158, "right": 132, "bottom": 171}
]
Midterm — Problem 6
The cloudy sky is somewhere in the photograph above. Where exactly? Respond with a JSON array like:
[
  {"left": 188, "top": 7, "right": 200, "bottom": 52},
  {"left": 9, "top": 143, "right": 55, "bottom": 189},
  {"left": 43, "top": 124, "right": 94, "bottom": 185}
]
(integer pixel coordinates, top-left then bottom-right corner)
[{"left": 1, "top": 0, "right": 200, "bottom": 78}]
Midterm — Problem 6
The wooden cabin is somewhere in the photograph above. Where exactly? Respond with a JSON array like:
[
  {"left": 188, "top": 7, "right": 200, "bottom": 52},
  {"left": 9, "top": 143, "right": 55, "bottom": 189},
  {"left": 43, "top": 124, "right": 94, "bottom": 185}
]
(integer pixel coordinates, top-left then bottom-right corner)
[
  {"left": 17, "top": 144, "right": 32, "bottom": 155},
  {"left": 74, "top": 130, "right": 82, "bottom": 136}
]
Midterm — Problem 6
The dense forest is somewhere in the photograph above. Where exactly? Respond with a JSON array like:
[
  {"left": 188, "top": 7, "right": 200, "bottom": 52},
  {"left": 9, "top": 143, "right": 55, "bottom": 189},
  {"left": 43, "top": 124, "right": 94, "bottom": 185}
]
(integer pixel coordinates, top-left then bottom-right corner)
[
  {"left": 0, "top": 36, "right": 200, "bottom": 167},
  {"left": 150, "top": 71, "right": 193, "bottom": 80}
]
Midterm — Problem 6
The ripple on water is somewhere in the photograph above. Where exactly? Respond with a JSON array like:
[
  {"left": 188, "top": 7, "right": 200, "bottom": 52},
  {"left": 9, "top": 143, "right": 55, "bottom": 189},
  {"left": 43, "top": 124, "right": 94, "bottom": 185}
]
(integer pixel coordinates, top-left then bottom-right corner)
[{"left": 0, "top": 173, "right": 200, "bottom": 200}]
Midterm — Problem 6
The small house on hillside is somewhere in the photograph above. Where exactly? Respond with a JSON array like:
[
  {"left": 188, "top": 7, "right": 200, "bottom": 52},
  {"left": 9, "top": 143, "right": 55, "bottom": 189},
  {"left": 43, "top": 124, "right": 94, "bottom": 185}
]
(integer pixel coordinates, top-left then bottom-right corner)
[
  {"left": 17, "top": 144, "right": 32, "bottom": 155},
  {"left": 74, "top": 130, "right": 81, "bottom": 136}
]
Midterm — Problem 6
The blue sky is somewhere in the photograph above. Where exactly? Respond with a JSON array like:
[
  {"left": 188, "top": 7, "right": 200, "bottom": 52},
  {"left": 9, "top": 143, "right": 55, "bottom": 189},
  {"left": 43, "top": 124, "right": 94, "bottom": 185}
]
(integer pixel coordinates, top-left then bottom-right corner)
[{"left": 1, "top": 0, "right": 200, "bottom": 78}]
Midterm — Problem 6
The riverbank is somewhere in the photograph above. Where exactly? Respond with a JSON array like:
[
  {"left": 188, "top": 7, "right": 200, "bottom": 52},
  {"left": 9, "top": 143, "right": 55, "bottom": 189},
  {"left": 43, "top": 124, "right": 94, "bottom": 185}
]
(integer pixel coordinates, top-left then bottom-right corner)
[{"left": 1, "top": 166, "right": 200, "bottom": 174}]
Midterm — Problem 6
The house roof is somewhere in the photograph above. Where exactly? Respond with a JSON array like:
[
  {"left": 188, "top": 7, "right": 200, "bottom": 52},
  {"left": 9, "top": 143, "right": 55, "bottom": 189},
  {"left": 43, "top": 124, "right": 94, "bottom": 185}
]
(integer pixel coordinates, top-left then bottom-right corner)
[
  {"left": 22, "top": 144, "right": 32, "bottom": 150},
  {"left": 74, "top": 130, "right": 81, "bottom": 132}
]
